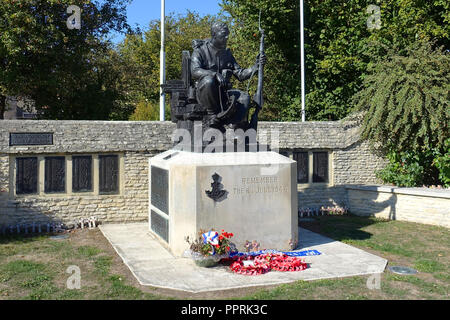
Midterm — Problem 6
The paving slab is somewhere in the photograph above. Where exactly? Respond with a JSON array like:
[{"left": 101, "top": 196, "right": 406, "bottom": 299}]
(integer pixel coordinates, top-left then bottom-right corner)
[{"left": 99, "top": 222, "right": 388, "bottom": 293}]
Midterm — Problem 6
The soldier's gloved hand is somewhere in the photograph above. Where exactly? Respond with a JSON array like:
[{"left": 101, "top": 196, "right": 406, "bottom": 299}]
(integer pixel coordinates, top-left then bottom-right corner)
[
  {"left": 215, "top": 72, "right": 226, "bottom": 87},
  {"left": 256, "top": 53, "right": 267, "bottom": 66}
]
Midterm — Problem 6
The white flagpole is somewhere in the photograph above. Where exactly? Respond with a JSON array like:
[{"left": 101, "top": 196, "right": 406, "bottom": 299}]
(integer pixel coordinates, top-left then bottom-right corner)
[
  {"left": 300, "top": 0, "right": 305, "bottom": 122},
  {"left": 160, "top": 0, "right": 166, "bottom": 121}
]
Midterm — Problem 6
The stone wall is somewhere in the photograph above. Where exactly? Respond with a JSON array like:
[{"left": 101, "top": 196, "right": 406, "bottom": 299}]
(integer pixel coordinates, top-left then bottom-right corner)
[
  {"left": 0, "top": 155, "right": 9, "bottom": 196},
  {"left": 295, "top": 139, "right": 387, "bottom": 209},
  {"left": 347, "top": 185, "right": 450, "bottom": 228},
  {"left": 0, "top": 151, "right": 155, "bottom": 226},
  {"left": 334, "top": 141, "right": 386, "bottom": 185},
  {"left": 0, "top": 119, "right": 361, "bottom": 153},
  {"left": 0, "top": 120, "right": 175, "bottom": 154},
  {"left": 297, "top": 186, "right": 347, "bottom": 209},
  {"left": 0, "top": 120, "right": 387, "bottom": 226}
]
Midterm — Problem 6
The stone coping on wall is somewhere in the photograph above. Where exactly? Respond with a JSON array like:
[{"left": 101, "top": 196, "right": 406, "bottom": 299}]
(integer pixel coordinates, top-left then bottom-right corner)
[
  {"left": 345, "top": 184, "right": 450, "bottom": 199},
  {"left": 0, "top": 119, "right": 362, "bottom": 154}
]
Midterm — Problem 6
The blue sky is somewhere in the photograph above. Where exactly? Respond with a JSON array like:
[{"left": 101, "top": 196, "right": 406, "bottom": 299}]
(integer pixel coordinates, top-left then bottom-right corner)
[{"left": 110, "top": 0, "right": 224, "bottom": 43}]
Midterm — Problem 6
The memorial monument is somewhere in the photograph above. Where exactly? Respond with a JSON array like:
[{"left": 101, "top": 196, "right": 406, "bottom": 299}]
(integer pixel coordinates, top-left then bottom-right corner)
[{"left": 149, "top": 19, "right": 298, "bottom": 256}]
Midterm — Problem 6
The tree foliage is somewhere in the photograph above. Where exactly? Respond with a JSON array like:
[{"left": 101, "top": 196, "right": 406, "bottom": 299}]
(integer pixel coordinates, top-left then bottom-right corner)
[
  {"left": 2, "top": 1, "right": 448, "bottom": 123},
  {"left": 0, "top": 0, "right": 131, "bottom": 119},
  {"left": 221, "top": 0, "right": 449, "bottom": 121},
  {"left": 354, "top": 40, "right": 449, "bottom": 154},
  {"left": 354, "top": 39, "right": 449, "bottom": 186},
  {"left": 118, "top": 11, "right": 225, "bottom": 120},
  {"left": 128, "top": 100, "right": 159, "bottom": 121},
  {"left": 376, "top": 149, "right": 439, "bottom": 187},
  {"left": 221, "top": 0, "right": 301, "bottom": 121},
  {"left": 433, "top": 138, "right": 450, "bottom": 187}
]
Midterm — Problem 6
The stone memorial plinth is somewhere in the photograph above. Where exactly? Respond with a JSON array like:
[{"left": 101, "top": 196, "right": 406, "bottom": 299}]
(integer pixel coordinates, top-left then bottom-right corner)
[{"left": 149, "top": 150, "right": 298, "bottom": 256}]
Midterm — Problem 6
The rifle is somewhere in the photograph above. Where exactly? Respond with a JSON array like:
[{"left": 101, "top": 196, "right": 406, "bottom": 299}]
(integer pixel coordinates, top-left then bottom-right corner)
[{"left": 249, "top": 10, "right": 265, "bottom": 131}]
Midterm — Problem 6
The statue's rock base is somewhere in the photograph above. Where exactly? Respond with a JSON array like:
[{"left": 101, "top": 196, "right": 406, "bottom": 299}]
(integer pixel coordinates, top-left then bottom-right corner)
[{"left": 149, "top": 150, "right": 298, "bottom": 256}]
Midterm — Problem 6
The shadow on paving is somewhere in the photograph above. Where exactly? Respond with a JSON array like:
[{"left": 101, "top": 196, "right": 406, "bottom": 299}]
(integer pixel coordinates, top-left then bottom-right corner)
[{"left": 298, "top": 214, "right": 390, "bottom": 243}]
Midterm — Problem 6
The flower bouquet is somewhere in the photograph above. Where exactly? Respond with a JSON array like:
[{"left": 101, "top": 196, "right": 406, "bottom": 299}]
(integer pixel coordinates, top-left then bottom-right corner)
[{"left": 184, "top": 229, "right": 235, "bottom": 267}]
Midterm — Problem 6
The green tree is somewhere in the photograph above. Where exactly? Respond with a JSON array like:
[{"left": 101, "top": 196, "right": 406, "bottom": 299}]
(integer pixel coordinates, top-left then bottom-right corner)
[
  {"left": 118, "top": 11, "right": 226, "bottom": 120},
  {"left": 221, "top": 0, "right": 449, "bottom": 121},
  {"left": 0, "top": 0, "right": 131, "bottom": 119},
  {"left": 433, "top": 138, "right": 450, "bottom": 187},
  {"left": 354, "top": 39, "right": 449, "bottom": 186},
  {"left": 129, "top": 100, "right": 159, "bottom": 121},
  {"left": 221, "top": 0, "right": 301, "bottom": 121},
  {"left": 306, "top": 0, "right": 449, "bottom": 120}
]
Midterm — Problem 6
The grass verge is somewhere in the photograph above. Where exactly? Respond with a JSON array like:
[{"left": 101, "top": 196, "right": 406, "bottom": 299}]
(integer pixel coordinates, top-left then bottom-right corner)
[{"left": 0, "top": 215, "right": 448, "bottom": 300}]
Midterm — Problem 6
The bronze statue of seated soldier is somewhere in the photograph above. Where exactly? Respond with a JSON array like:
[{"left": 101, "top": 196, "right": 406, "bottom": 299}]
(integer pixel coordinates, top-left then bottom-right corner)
[{"left": 162, "top": 21, "right": 266, "bottom": 138}]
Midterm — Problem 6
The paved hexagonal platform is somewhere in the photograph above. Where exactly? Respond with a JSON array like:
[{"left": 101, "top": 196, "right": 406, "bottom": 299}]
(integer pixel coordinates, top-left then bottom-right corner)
[{"left": 99, "top": 222, "right": 387, "bottom": 293}]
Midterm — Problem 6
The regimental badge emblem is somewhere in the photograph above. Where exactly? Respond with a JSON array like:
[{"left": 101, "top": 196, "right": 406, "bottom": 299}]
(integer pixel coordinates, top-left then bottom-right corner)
[{"left": 205, "top": 172, "right": 228, "bottom": 202}]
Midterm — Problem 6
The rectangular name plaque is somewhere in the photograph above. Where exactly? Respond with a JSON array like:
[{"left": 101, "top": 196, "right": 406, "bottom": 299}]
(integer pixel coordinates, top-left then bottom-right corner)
[
  {"left": 151, "top": 210, "right": 169, "bottom": 243},
  {"left": 10, "top": 133, "right": 53, "bottom": 146},
  {"left": 151, "top": 166, "right": 169, "bottom": 214},
  {"left": 313, "top": 152, "right": 329, "bottom": 183}
]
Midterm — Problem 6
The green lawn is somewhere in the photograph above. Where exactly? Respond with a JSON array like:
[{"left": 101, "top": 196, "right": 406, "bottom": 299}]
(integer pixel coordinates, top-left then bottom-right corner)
[
  {"left": 0, "top": 230, "right": 170, "bottom": 300},
  {"left": 243, "top": 216, "right": 449, "bottom": 300},
  {"left": 0, "top": 215, "right": 448, "bottom": 300}
]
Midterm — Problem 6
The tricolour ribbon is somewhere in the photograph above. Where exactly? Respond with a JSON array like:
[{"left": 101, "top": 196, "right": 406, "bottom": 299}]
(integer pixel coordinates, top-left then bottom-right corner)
[
  {"left": 202, "top": 231, "right": 219, "bottom": 246},
  {"left": 229, "top": 249, "right": 321, "bottom": 258}
]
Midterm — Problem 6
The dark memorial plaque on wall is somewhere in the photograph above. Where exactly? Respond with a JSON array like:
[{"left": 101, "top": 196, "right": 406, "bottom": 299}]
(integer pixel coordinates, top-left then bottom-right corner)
[
  {"left": 72, "top": 156, "right": 92, "bottom": 192},
  {"left": 313, "top": 152, "right": 329, "bottom": 183},
  {"left": 16, "top": 157, "right": 38, "bottom": 195},
  {"left": 10, "top": 133, "right": 53, "bottom": 146},
  {"left": 151, "top": 210, "right": 169, "bottom": 243},
  {"left": 151, "top": 166, "right": 169, "bottom": 214},
  {"left": 45, "top": 156, "right": 66, "bottom": 193},
  {"left": 294, "top": 152, "right": 309, "bottom": 183},
  {"left": 99, "top": 155, "right": 119, "bottom": 194}
]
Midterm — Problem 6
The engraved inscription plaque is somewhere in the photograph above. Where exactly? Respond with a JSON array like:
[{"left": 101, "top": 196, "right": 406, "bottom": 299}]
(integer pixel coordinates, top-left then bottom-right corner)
[
  {"left": 45, "top": 156, "right": 66, "bottom": 193},
  {"left": 151, "top": 166, "right": 169, "bottom": 214},
  {"left": 313, "top": 152, "right": 328, "bottom": 183},
  {"left": 151, "top": 210, "right": 169, "bottom": 242},
  {"left": 294, "top": 152, "right": 309, "bottom": 183},
  {"left": 99, "top": 155, "right": 119, "bottom": 194},
  {"left": 10, "top": 133, "right": 53, "bottom": 146},
  {"left": 72, "top": 156, "right": 92, "bottom": 192},
  {"left": 16, "top": 157, "right": 38, "bottom": 195}
]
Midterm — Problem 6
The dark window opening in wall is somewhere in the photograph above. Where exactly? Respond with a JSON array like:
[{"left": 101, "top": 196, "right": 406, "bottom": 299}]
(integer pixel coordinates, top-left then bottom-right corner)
[
  {"left": 45, "top": 156, "right": 66, "bottom": 193},
  {"left": 99, "top": 155, "right": 119, "bottom": 194},
  {"left": 16, "top": 157, "right": 38, "bottom": 194},
  {"left": 313, "top": 152, "right": 329, "bottom": 183},
  {"left": 72, "top": 156, "right": 92, "bottom": 192},
  {"left": 293, "top": 152, "right": 309, "bottom": 183}
]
